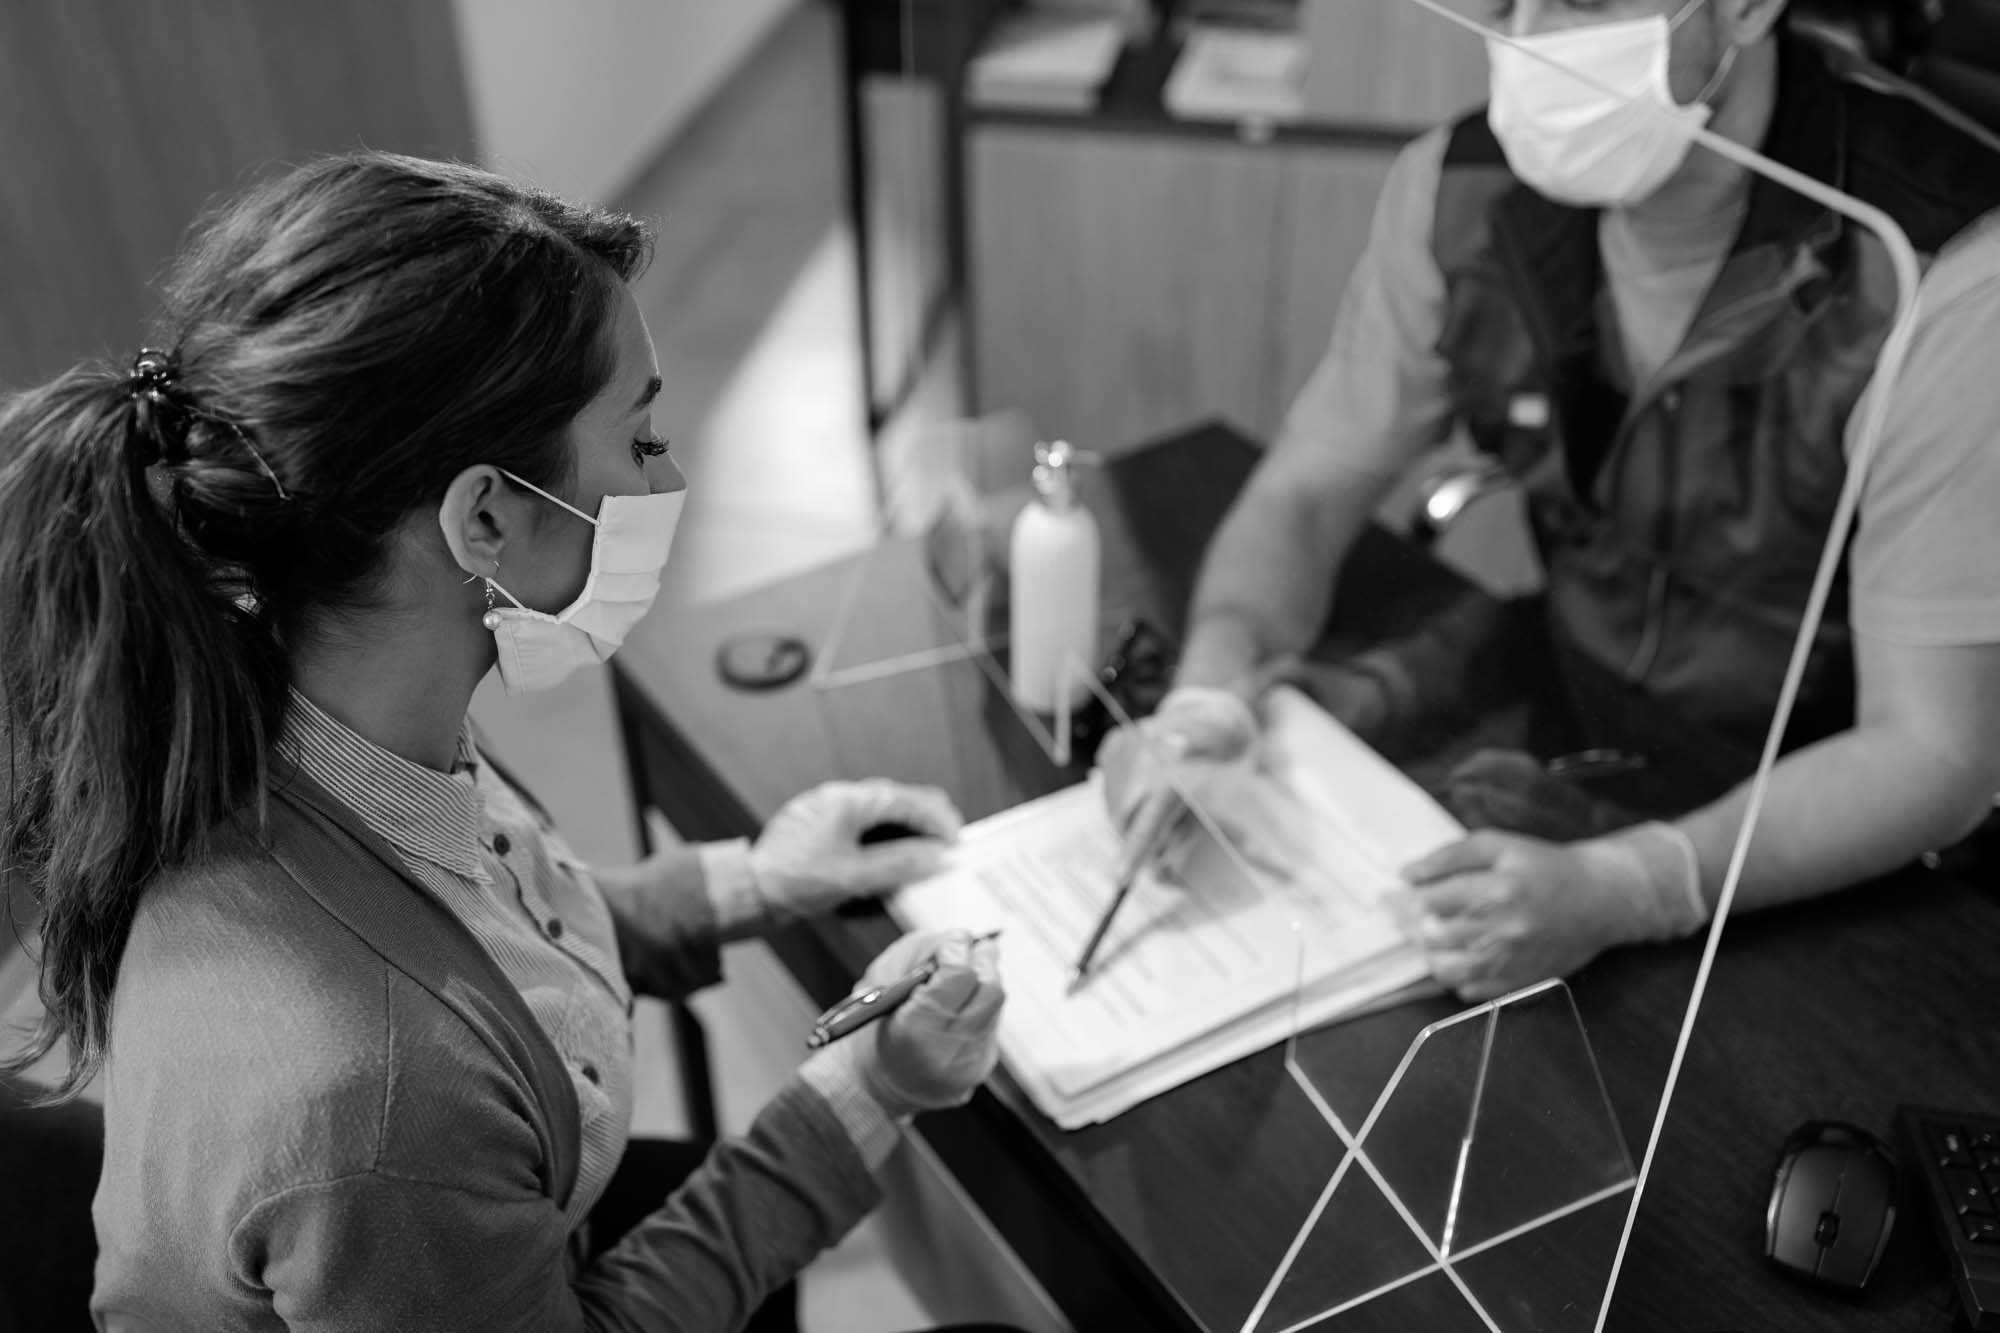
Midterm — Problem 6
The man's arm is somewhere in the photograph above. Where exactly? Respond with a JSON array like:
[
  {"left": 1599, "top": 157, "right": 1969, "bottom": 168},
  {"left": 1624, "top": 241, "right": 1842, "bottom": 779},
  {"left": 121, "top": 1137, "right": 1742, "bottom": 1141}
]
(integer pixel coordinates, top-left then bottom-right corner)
[
  {"left": 1177, "top": 127, "right": 1459, "bottom": 696},
  {"left": 1677, "top": 635, "right": 2000, "bottom": 909},
  {"left": 1401, "top": 214, "right": 2000, "bottom": 998},
  {"left": 1402, "top": 633, "right": 2000, "bottom": 999},
  {"left": 1178, "top": 431, "right": 1397, "bottom": 690},
  {"left": 1677, "top": 215, "right": 2000, "bottom": 908}
]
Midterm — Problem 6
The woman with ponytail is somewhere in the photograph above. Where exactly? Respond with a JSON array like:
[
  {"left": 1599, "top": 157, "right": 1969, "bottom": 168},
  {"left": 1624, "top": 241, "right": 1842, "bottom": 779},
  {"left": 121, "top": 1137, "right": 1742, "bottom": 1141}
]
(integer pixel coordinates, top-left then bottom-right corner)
[{"left": 0, "top": 152, "right": 1006, "bottom": 1331}]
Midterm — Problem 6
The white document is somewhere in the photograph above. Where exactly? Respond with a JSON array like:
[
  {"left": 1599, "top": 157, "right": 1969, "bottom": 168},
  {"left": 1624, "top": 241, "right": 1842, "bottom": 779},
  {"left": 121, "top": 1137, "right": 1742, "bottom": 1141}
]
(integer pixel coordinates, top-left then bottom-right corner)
[
  {"left": 967, "top": 15, "right": 1126, "bottom": 113},
  {"left": 1162, "top": 26, "right": 1308, "bottom": 124},
  {"left": 890, "top": 686, "right": 1463, "bottom": 1128}
]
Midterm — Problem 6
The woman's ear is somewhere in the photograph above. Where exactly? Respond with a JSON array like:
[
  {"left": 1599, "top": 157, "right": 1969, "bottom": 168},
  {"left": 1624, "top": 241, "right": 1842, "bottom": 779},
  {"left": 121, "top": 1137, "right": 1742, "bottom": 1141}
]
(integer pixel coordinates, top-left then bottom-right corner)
[
  {"left": 436, "top": 465, "right": 514, "bottom": 580},
  {"left": 1724, "top": 0, "right": 1787, "bottom": 50}
]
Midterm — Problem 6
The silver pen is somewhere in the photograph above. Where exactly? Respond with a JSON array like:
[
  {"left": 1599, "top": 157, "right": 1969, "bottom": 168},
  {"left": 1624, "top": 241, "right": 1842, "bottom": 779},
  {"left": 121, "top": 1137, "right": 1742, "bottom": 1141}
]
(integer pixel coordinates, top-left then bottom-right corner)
[{"left": 805, "top": 930, "right": 1001, "bottom": 1049}]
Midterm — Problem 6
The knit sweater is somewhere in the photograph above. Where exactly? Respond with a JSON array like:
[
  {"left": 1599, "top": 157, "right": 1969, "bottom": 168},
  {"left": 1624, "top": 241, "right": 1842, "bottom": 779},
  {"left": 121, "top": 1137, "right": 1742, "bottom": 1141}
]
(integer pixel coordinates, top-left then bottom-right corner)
[{"left": 90, "top": 767, "right": 882, "bottom": 1331}]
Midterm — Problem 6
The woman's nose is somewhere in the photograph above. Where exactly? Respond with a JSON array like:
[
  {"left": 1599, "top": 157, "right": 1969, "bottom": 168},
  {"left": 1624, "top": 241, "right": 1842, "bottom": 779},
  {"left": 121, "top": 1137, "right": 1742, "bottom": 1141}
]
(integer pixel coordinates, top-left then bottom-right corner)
[{"left": 650, "top": 452, "right": 688, "bottom": 497}]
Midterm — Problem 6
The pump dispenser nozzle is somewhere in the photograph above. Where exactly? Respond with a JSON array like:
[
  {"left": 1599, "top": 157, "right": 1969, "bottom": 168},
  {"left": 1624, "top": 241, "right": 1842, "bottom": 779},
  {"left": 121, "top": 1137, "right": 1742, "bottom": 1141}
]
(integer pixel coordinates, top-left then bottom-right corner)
[{"left": 1031, "top": 440, "right": 1098, "bottom": 513}]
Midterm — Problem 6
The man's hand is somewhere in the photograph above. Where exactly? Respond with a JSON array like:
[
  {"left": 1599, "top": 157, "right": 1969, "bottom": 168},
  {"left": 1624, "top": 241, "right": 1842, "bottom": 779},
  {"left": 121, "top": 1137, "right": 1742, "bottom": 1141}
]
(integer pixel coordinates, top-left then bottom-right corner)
[
  {"left": 1096, "top": 686, "right": 1261, "bottom": 837},
  {"left": 1436, "top": 749, "right": 1636, "bottom": 841},
  {"left": 1400, "top": 824, "right": 1705, "bottom": 1000}
]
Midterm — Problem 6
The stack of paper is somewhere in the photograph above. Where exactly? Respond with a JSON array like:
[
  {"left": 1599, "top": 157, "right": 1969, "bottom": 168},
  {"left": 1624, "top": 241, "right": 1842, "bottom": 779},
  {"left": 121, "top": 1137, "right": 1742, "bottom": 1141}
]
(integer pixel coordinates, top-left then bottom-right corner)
[
  {"left": 1163, "top": 25, "right": 1308, "bottom": 123},
  {"left": 967, "top": 14, "right": 1127, "bottom": 113},
  {"left": 890, "top": 686, "right": 1462, "bottom": 1128}
]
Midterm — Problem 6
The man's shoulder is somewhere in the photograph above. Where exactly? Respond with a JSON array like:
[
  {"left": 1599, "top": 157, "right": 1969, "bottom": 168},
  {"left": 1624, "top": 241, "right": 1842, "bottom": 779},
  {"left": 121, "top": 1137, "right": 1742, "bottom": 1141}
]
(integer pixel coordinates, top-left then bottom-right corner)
[
  {"left": 1438, "top": 107, "right": 1505, "bottom": 170},
  {"left": 1365, "top": 122, "right": 1459, "bottom": 245},
  {"left": 1831, "top": 56, "right": 2000, "bottom": 250}
]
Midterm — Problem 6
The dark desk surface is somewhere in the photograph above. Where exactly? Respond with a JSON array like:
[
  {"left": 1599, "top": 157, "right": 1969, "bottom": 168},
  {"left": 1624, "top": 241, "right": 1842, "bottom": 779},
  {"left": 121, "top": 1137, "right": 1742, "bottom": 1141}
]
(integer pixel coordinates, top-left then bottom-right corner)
[{"left": 612, "top": 421, "right": 1999, "bottom": 1333}]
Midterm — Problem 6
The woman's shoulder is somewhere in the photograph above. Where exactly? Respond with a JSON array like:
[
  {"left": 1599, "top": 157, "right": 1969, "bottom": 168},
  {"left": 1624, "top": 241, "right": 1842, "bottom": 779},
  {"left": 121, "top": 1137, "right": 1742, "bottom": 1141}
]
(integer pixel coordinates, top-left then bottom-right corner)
[
  {"left": 105, "top": 829, "right": 549, "bottom": 1226},
  {"left": 120, "top": 818, "right": 517, "bottom": 1088},
  {"left": 125, "top": 819, "right": 381, "bottom": 1019}
]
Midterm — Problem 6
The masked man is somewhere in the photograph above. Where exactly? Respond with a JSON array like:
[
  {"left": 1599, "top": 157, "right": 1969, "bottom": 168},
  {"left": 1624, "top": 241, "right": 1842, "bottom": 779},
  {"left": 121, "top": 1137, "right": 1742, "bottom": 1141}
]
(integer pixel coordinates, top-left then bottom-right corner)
[{"left": 1106, "top": 0, "right": 2000, "bottom": 997}]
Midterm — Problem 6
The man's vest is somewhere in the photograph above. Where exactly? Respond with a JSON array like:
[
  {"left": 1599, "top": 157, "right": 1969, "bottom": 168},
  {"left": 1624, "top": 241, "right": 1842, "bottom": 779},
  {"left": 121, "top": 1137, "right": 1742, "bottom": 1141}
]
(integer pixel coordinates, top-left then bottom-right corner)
[{"left": 1431, "top": 34, "right": 2000, "bottom": 793}]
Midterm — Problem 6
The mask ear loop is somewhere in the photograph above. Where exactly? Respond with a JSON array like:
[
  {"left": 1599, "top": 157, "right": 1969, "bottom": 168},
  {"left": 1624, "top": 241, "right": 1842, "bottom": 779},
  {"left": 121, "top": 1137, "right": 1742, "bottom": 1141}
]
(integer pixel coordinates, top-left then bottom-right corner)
[
  {"left": 476, "top": 469, "right": 599, "bottom": 628},
  {"left": 1690, "top": 42, "right": 1739, "bottom": 106},
  {"left": 1666, "top": 0, "right": 1740, "bottom": 108},
  {"left": 479, "top": 469, "right": 611, "bottom": 627},
  {"left": 498, "top": 467, "right": 601, "bottom": 526}
]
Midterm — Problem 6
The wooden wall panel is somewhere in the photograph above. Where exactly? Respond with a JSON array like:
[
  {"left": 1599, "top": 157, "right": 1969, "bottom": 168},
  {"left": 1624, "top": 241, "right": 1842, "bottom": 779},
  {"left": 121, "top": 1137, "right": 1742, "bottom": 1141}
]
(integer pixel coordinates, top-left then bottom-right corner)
[
  {"left": 0, "top": 0, "right": 473, "bottom": 390},
  {"left": 1301, "top": 0, "right": 1490, "bottom": 130},
  {"left": 968, "top": 125, "right": 1288, "bottom": 457}
]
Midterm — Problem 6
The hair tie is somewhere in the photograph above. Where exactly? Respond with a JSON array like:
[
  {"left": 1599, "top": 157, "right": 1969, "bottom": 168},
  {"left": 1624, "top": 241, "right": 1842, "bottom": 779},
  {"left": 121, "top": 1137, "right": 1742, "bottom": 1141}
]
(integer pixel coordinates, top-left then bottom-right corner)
[
  {"left": 125, "top": 348, "right": 187, "bottom": 467},
  {"left": 121, "top": 347, "right": 291, "bottom": 502},
  {"left": 126, "top": 348, "right": 178, "bottom": 402}
]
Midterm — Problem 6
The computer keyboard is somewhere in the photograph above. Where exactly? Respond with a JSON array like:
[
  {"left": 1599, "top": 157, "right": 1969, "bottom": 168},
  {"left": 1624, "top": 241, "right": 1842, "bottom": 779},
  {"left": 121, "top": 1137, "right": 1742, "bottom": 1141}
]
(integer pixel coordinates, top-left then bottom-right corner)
[{"left": 1898, "top": 1106, "right": 2000, "bottom": 1329}]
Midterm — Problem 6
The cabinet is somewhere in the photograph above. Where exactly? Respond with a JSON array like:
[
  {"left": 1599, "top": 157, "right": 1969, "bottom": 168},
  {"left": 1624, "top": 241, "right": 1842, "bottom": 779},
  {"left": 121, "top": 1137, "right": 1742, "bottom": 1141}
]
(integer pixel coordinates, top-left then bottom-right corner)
[{"left": 968, "top": 122, "right": 1400, "bottom": 455}]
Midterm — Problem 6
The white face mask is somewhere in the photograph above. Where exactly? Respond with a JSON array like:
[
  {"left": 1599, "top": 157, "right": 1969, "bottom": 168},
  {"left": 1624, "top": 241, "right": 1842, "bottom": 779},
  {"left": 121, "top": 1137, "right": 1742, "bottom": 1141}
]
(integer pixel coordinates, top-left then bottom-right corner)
[
  {"left": 475, "top": 469, "right": 685, "bottom": 696},
  {"left": 1486, "top": 0, "right": 1733, "bottom": 207}
]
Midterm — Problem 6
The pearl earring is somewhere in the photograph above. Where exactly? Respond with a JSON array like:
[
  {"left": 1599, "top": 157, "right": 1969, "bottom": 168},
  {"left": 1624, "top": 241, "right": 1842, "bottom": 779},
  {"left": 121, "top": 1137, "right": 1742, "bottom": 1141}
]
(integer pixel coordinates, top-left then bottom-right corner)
[{"left": 481, "top": 561, "right": 502, "bottom": 632}]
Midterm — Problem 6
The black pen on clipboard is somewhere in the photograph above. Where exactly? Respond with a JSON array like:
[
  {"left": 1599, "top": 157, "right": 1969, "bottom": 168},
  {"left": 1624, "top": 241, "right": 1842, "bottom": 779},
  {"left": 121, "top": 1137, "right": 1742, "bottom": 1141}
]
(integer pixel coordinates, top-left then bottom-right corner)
[
  {"left": 1068, "top": 797, "right": 1193, "bottom": 992},
  {"left": 805, "top": 930, "right": 1002, "bottom": 1049}
]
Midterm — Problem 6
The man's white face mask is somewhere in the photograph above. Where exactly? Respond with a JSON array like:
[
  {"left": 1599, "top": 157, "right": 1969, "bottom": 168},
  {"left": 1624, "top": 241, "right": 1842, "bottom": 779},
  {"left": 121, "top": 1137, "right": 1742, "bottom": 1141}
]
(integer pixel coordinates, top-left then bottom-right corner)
[
  {"left": 1486, "top": 0, "right": 1737, "bottom": 207},
  {"left": 474, "top": 469, "right": 685, "bottom": 696}
]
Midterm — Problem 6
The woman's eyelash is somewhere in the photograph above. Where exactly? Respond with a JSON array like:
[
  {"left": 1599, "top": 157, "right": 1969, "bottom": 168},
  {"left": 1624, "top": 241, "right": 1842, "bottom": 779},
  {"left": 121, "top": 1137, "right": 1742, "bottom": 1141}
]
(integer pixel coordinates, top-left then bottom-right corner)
[{"left": 632, "top": 435, "right": 670, "bottom": 464}]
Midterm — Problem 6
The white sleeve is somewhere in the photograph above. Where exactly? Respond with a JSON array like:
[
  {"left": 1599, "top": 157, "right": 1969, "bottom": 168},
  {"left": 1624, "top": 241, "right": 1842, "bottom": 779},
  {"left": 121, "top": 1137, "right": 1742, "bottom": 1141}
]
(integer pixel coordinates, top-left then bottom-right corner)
[
  {"left": 1848, "top": 211, "right": 2000, "bottom": 646},
  {"left": 1276, "top": 125, "right": 1458, "bottom": 481}
]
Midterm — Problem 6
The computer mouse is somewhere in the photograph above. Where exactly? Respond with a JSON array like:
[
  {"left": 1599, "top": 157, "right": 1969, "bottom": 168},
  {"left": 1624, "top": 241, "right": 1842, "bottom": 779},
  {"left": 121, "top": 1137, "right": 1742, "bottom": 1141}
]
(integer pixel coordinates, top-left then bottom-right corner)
[{"left": 1766, "top": 1120, "right": 1899, "bottom": 1289}]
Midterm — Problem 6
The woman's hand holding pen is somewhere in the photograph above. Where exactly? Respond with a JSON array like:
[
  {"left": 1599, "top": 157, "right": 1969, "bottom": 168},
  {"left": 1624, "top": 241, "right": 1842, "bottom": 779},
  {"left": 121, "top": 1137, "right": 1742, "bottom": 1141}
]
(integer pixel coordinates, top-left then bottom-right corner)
[
  {"left": 748, "top": 780, "right": 964, "bottom": 924},
  {"left": 807, "top": 930, "right": 1005, "bottom": 1116}
]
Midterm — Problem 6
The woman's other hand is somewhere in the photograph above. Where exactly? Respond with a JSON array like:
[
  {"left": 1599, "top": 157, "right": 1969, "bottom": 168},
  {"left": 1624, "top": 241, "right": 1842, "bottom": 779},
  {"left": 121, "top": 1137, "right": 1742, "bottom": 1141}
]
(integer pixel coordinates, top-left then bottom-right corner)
[{"left": 748, "top": 780, "right": 963, "bottom": 923}]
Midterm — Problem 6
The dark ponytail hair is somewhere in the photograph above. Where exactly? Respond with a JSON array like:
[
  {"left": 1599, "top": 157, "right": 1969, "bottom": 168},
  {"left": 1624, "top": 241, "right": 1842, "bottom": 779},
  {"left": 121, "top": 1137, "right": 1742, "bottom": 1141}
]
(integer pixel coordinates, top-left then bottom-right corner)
[{"left": 0, "top": 153, "right": 654, "bottom": 1100}]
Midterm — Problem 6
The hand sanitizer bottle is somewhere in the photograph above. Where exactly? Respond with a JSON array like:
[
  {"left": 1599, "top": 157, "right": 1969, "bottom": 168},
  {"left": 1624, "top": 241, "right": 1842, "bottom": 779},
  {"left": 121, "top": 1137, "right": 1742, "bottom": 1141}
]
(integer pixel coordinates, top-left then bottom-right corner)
[{"left": 1008, "top": 440, "right": 1100, "bottom": 714}]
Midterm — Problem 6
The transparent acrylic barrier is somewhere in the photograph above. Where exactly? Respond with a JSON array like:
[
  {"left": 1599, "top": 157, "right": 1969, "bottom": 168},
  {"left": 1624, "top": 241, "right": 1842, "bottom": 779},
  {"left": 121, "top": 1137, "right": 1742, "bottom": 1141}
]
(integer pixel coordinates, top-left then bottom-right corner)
[
  {"left": 1073, "top": 657, "right": 1632, "bottom": 1330},
  {"left": 890, "top": 1, "right": 1928, "bottom": 1328},
  {"left": 812, "top": 411, "right": 1146, "bottom": 781},
  {"left": 1250, "top": 983, "right": 1635, "bottom": 1333}
]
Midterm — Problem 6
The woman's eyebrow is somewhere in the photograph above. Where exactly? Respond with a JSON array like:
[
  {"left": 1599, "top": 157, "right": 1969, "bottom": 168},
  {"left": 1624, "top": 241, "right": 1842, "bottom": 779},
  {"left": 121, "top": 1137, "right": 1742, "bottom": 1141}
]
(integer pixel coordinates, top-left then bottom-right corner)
[{"left": 631, "top": 374, "right": 662, "bottom": 413}]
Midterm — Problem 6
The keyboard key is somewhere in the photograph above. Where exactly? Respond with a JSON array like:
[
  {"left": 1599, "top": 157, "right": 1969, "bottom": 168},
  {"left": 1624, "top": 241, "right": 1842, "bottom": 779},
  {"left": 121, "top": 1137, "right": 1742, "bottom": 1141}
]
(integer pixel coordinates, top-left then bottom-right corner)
[
  {"left": 1947, "top": 1169, "right": 1992, "bottom": 1214},
  {"left": 1901, "top": 1107, "right": 2000, "bottom": 1332},
  {"left": 1935, "top": 1126, "right": 1977, "bottom": 1169}
]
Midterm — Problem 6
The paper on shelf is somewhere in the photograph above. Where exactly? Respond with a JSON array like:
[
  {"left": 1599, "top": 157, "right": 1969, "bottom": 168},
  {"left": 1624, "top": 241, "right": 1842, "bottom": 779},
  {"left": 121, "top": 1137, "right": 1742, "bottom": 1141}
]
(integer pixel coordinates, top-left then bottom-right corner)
[
  {"left": 889, "top": 686, "right": 1460, "bottom": 1128},
  {"left": 967, "top": 15, "right": 1127, "bottom": 113},
  {"left": 1163, "top": 25, "right": 1308, "bottom": 124}
]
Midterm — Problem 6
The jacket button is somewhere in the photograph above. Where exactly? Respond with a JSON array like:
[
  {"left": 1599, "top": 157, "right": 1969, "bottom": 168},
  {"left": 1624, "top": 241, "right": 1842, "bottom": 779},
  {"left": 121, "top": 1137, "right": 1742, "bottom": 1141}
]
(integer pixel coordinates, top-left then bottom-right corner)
[
  {"left": 581, "top": 1063, "right": 600, "bottom": 1085},
  {"left": 492, "top": 833, "right": 511, "bottom": 856},
  {"left": 545, "top": 918, "right": 564, "bottom": 939}
]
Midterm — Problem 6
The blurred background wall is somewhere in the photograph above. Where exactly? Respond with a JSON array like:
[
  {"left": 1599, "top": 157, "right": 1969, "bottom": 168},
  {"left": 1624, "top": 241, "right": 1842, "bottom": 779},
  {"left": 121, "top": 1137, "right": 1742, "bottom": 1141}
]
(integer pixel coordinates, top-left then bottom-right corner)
[
  {"left": 0, "top": 0, "right": 792, "bottom": 391},
  {"left": 0, "top": 2, "right": 473, "bottom": 390},
  {"left": 450, "top": 0, "right": 792, "bottom": 203}
]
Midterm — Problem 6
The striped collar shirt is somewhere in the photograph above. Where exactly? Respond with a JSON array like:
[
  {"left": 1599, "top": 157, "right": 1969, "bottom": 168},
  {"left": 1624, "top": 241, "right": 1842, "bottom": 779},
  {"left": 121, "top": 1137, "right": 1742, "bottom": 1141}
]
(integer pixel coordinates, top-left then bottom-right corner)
[{"left": 277, "top": 691, "right": 634, "bottom": 1231}]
